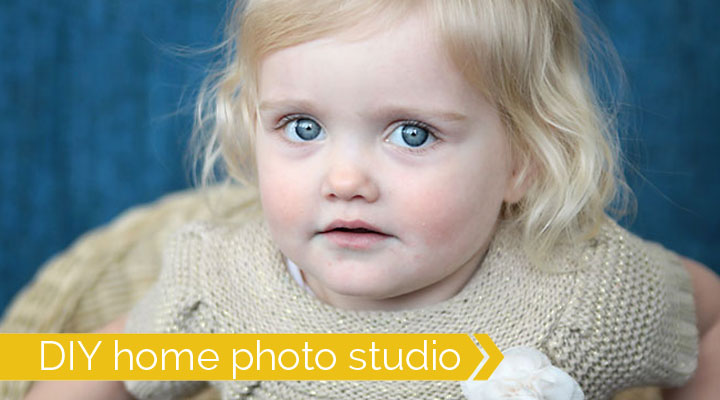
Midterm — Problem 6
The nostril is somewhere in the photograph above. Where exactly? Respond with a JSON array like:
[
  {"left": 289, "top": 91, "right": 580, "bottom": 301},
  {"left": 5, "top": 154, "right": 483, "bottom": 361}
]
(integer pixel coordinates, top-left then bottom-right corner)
[{"left": 320, "top": 161, "right": 380, "bottom": 203}]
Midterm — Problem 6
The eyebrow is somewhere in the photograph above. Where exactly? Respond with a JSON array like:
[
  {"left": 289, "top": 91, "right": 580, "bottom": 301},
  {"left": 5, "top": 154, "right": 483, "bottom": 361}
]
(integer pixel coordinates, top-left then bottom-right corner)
[
  {"left": 372, "top": 105, "right": 467, "bottom": 123},
  {"left": 258, "top": 99, "right": 467, "bottom": 123},
  {"left": 258, "top": 99, "right": 316, "bottom": 113}
]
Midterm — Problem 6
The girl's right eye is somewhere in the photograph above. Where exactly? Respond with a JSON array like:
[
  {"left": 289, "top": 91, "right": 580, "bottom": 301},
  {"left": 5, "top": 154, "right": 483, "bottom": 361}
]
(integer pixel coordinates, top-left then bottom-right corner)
[{"left": 282, "top": 117, "right": 326, "bottom": 142}]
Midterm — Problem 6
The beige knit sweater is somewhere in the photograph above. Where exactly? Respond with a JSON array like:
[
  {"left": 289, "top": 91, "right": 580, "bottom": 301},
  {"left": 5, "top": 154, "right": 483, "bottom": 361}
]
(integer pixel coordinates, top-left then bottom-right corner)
[{"left": 125, "top": 214, "right": 698, "bottom": 400}]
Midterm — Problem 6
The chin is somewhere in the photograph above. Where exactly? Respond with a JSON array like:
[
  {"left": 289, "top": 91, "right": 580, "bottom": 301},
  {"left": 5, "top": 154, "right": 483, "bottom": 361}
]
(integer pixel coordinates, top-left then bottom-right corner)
[
  {"left": 299, "top": 255, "right": 419, "bottom": 300},
  {"left": 322, "top": 274, "right": 414, "bottom": 300}
]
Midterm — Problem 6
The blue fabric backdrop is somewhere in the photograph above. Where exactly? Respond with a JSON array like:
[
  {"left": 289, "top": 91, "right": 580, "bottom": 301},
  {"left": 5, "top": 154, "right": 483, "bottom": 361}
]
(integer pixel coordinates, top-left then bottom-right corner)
[{"left": 1, "top": 1, "right": 719, "bottom": 313}]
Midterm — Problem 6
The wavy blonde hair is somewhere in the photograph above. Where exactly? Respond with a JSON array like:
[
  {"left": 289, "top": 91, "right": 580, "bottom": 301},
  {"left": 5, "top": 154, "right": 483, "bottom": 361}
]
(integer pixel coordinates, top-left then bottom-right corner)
[{"left": 191, "top": 0, "right": 631, "bottom": 265}]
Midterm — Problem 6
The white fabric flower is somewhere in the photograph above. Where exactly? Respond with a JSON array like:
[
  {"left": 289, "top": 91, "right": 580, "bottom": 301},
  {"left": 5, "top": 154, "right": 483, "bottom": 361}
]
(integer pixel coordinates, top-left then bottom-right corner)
[{"left": 461, "top": 346, "right": 584, "bottom": 400}]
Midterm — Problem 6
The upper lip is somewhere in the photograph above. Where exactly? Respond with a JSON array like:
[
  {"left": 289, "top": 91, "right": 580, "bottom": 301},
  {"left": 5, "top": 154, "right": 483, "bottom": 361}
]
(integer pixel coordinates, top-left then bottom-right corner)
[{"left": 321, "top": 219, "right": 388, "bottom": 235}]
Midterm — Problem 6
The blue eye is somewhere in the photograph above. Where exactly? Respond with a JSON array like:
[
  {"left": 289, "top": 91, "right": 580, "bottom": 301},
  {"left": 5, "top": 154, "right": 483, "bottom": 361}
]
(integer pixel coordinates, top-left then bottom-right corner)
[
  {"left": 387, "top": 123, "right": 436, "bottom": 148},
  {"left": 284, "top": 118, "right": 325, "bottom": 142}
]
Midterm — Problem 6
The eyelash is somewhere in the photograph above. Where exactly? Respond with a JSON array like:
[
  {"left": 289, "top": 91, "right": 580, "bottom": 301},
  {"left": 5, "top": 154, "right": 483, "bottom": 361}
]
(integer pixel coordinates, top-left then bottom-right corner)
[
  {"left": 274, "top": 114, "right": 310, "bottom": 130},
  {"left": 273, "top": 114, "right": 441, "bottom": 153},
  {"left": 391, "top": 119, "right": 438, "bottom": 154}
]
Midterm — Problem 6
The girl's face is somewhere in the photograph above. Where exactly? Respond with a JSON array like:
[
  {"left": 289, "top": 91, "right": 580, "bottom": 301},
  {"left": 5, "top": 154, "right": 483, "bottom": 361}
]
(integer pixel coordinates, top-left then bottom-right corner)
[{"left": 255, "top": 10, "right": 523, "bottom": 310}]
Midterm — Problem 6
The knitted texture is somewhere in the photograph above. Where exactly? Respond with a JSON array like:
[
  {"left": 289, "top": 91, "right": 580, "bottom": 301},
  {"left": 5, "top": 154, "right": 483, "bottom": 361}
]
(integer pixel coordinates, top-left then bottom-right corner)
[
  {"left": 125, "top": 214, "right": 698, "bottom": 400},
  {"left": 0, "top": 185, "right": 260, "bottom": 400}
]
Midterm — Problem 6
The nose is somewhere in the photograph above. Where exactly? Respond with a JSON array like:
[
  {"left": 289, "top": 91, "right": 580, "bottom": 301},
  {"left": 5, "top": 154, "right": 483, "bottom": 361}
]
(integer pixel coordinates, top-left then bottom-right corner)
[{"left": 321, "top": 153, "right": 380, "bottom": 203}]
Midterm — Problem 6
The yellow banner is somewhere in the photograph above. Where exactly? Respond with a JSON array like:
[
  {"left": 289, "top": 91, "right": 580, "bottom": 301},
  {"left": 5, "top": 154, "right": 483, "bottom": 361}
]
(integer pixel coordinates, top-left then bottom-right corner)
[{"left": 0, "top": 334, "right": 502, "bottom": 381}]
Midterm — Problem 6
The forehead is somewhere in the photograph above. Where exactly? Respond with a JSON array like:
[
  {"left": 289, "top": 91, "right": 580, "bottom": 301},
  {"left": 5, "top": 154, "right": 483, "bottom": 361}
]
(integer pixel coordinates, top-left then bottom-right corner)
[{"left": 257, "top": 10, "right": 485, "bottom": 115}]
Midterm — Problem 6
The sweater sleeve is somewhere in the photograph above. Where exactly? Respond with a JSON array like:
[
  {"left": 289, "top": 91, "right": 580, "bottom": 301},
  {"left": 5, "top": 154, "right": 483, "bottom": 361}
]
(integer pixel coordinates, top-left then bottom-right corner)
[
  {"left": 123, "top": 223, "right": 211, "bottom": 399},
  {"left": 541, "top": 222, "right": 699, "bottom": 399}
]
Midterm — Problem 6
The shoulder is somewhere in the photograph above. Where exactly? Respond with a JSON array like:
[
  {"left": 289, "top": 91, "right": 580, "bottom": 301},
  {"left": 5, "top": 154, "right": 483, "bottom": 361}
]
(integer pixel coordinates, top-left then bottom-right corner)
[
  {"left": 159, "top": 212, "right": 274, "bottom": 285},
  {"left": 542, "top": 218, "right": 699, "bottom": 396},
  {"left": 164, "top": 199, "right": 267, "bottom": 251},
  {"left": 166, "top": 210, "right": 274, "bottom": 261},
  {"left": 125, "top": 213, "right": 273, "bottom": 334},
  {"left": 554, "top": 218, "right": 696, "bottom": 321},
  {"left": 573, "top": 218, "right": 696, "bottom": 313}
]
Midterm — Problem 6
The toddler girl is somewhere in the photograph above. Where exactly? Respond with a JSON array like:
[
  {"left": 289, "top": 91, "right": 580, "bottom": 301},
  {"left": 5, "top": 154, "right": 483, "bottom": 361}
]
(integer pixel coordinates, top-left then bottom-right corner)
[{"left": 25, "top": 0, "right": 720, "bottom": 399}]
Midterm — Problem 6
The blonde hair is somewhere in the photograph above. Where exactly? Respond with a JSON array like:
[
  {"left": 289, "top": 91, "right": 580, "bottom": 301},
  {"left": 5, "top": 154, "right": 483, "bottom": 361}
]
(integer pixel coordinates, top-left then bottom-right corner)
[{"left": 191, "top": 0, "right": 631, "bottom": 265}]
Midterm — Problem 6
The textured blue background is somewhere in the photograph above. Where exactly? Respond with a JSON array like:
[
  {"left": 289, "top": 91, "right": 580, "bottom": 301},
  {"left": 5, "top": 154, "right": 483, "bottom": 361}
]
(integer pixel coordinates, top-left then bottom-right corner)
[{"left": 1, "top": 1, "right": 719, "bottom": 313}]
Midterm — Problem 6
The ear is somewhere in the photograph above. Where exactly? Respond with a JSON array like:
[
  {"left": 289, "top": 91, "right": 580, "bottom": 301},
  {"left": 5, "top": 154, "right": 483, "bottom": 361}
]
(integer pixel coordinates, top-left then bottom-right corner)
[{"left": 503, "top": 158, "right": 534, "bottom": 204}]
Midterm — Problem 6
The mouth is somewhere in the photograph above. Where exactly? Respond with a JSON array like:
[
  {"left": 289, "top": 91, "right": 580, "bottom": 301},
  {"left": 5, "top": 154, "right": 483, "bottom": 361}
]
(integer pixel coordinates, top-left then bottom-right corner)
[
  {"left": 321, "top": 220, "right": 387, "bottom": 235},
  {"left": 319, "top": 220, "right": 391, "bottom": 249}
]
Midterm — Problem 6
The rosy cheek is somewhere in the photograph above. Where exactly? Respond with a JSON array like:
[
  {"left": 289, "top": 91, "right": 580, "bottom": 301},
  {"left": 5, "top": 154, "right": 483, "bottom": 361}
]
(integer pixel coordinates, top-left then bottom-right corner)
[
  {"left": 257, "top": 155, "right": 305, "bottom": 229},
  {"left": 397, "top": 172, "right": 502, "bottom": 247},
  {"left": 403, "top": 194, "right": 448, "bottom": 240}
]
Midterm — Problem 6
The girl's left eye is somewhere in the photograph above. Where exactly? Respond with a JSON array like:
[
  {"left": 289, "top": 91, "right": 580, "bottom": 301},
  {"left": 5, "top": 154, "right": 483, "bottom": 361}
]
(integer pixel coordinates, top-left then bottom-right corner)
[{"left": 386, "top": 123, "right": 437, "bottom": 149}]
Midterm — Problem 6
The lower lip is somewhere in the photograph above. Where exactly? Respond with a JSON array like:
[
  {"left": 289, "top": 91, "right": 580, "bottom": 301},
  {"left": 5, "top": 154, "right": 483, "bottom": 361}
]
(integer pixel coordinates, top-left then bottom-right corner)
[{"left": 321, "top": 231, "right": 391, "bottom": 250}]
